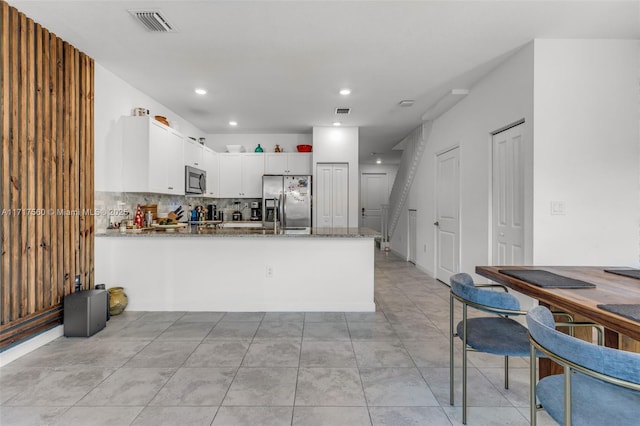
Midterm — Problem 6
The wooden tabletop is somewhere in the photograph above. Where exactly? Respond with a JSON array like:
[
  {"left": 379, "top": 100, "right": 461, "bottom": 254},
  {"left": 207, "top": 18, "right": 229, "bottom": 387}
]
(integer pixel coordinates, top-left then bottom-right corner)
[{"left": 476, "top": 266, "right": 640, "bottom": 341}]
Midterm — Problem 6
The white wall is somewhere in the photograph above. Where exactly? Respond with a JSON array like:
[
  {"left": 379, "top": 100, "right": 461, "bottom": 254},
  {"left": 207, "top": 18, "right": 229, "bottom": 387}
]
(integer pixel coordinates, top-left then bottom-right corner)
[
  {"left": 392, "top": 43, "right": 535, "bottom": 278},
  {"left": 360, "top": 163, "right": 399, "bottom": 195},
  {"left": 204, "top": 133, "right": 312, "bottom": 153},
  {"left": 532, "top": 39, "right": 640, "bottom": 266},
  {"left": 392, "top": 38, "right": 640, "bottom": 280},
  {"left": 312, "top": 127, "right": 360, "bottom": 227},
  {"left": 94, "top": 63, "right": 205, "bottom": 191}
]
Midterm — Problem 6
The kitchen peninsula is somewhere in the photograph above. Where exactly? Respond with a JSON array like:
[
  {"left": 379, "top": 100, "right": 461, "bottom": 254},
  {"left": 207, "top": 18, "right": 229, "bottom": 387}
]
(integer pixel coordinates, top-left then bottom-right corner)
[{"left": 95, "top": 226, "right": 378, "bottom": 312}]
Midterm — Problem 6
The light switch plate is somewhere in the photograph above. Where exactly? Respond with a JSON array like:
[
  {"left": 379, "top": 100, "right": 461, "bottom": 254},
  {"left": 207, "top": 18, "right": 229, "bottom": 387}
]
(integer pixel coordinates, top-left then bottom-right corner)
[{"left": 550, "top": 201, "right": 566, "bottom": 215}]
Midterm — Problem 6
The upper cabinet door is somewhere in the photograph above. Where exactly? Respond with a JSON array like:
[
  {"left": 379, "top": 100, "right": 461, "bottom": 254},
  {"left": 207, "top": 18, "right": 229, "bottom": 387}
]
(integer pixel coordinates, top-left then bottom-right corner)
[
  {"left": 184, "top": 138, "right": 204, "bottom": 168},
  {"left": 241, "top": 154, "right": 265, "bottom": 198},
  {"left": 264, "top": 153, "right": 287, "bottom": 174},
  {"left": 122, "top": 117, "right": 185, "bottom": 195},
  {"left": 203, "top": 147, "right": 219, "bottom": 197},
  {"left": 286, "top": 153, "right": 312, "bottom": 175},
  {"left": 147, "top": 121, "right": 169, "bottom": 193},
  {"left": 218, "top": 153, "right": 243, "bottom": 197},
  {"left": 264, "top": 152, "right": 311, "bottom": 175},
  {"left": 166, "top": 129, "right": 185, "bottom": 195}
]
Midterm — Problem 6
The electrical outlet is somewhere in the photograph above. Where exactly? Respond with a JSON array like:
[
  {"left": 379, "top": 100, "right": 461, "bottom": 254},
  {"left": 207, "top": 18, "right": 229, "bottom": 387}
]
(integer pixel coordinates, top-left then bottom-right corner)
[{"left": 265, "top": 265, "right": 274, "bottom": 278}]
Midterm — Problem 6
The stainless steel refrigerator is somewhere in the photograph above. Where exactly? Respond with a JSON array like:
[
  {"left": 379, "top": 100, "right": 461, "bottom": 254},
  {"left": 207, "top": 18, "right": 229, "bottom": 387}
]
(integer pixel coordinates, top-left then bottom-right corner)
[{"left": 262, "top": 175, "right": 311, "bottom": 230}]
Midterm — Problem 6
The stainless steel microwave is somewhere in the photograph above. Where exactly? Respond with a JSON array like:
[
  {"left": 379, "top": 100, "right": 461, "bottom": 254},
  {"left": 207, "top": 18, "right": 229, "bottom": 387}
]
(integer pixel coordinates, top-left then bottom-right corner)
[{"left": 185, "top": 165, "right": 206, "bottom": 194}]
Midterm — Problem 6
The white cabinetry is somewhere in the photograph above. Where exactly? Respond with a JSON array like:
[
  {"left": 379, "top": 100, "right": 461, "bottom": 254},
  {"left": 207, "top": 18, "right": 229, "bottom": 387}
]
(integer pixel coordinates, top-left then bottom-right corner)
[
  {"left": 264, "top": 153, "right": 311, "bottom": 175},
  {"left": 316, "top": 163, "right": 349, "bottom": 227},
  {"left": 184, "top": 138, "right": 204, "bottom": 168},
  {"left": 122, "top": 116, "right": 184, "bottom": 195},
  {"left": 218, "top": 153, "right": 265, "bottom": 198},
  {"left": 241, "top": 154, "right": 265, "bottom": 197},
  {"left": 203, "top": 147, "right": 219, "bottom": 197}
]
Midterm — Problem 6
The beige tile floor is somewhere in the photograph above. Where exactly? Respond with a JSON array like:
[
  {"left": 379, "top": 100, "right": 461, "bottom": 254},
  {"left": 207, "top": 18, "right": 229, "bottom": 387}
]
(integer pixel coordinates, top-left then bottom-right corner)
[{"left": 0, "top": 251, "right": 556, "bottom": 425}]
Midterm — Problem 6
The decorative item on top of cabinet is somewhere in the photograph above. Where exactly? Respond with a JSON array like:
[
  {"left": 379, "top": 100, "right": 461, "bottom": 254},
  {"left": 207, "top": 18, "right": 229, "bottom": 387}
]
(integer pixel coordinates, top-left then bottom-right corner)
[
  {"left": 255, "top": 144, "right": 264, "bottom": 152},
  {"left": 274, "top": 144, "right": 282, "bottom": 152}
]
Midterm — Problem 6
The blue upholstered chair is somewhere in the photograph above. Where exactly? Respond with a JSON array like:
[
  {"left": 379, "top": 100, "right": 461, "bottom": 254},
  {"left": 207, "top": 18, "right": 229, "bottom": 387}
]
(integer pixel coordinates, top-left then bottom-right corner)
[
  {"left": 527, "top": 306, "right": 640, "bottom": 426},
  {"left": 449, "top": 272, "right": 530, "bottom": 424}
]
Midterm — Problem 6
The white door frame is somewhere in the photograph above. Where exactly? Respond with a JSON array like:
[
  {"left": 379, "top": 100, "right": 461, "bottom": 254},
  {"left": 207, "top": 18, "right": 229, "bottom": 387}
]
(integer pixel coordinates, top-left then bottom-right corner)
[
  {"left": 407, "top": 209, "right": 417, "bottom": 264},
  {"left": 490, "top": 119, "right": 526, "bottom": 265},
  {"left": 434, "top": 145, "right": 460, "bottom": 284}
]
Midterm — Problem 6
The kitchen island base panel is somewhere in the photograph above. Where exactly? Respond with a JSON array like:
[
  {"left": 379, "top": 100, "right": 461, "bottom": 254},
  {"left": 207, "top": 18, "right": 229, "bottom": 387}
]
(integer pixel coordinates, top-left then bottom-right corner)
[{"left": 95, "top": 237, "right": 375, "bottom": 312}]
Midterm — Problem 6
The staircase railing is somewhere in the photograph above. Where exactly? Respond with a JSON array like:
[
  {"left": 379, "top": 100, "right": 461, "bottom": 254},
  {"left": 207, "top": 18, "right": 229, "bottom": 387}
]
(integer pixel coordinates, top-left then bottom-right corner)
[{"left": 386, "top": 121, "right": 432, "bottom": 239}]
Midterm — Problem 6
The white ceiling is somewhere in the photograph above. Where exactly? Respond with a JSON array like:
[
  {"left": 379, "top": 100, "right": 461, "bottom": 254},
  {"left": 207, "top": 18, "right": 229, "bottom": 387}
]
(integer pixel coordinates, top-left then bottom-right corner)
[{"left": 8, "top": 1, "right": 640, "bottom": 164}]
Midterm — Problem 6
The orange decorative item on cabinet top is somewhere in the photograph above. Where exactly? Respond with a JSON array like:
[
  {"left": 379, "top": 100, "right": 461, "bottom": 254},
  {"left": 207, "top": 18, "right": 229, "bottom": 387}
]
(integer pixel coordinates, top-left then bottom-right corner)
[
  {"left": 296, "top": 144, "right": 312, "bottom": 152},
  {"left": 154, "top": 115, "right": 170, "bottom": 127}
]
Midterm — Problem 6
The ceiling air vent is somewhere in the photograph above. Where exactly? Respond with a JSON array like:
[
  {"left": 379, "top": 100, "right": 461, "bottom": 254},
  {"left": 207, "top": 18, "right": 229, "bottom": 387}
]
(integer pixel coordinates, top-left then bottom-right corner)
[
  {"left": 129, "top": 10, "right": 177, "bottom": 33},
  {"left": 335, "top": 107, "right": 351, "bottom": 115}
]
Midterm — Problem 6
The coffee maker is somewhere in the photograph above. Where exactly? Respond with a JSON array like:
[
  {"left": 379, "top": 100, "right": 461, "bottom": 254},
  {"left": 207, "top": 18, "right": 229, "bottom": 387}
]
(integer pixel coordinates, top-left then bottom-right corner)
[
  {"left": 250, "top": 201, "right": 261, "bottom": 221},
  {"left": 232, "top": 202, "right": 242, "bottom": 221}
]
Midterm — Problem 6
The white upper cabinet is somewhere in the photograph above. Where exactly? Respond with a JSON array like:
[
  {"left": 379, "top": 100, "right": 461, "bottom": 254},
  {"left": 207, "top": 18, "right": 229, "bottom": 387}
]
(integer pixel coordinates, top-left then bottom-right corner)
[
  {"left": 218, "top": 153, "right": 265, "bottom": 198},
  {"left": 203, "top": 146, "right": 219, "bottom": 198},
  {"left": 264, "top": 153, "right": 311, "bottom": 175},
  {"left": 184, "top": 138, "right": 204, "bottom": 168},
  {"left": 241, "top": 154, "right": 265, "bottom": 197},
  {"left": 122, "top": 116, "right": 185, "bottom": 195}
]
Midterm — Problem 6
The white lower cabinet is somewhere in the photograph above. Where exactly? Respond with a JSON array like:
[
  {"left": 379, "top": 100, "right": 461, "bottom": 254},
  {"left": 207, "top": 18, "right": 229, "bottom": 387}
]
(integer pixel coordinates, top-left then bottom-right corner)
[
  {"left": 218, "top": 153, "right": 265, "bottom": 198},
  {"left": 316, "top": 163, "right": 349, "bottom": 227},
  {"left": 122, "top": 116, "right": 184, "bottom": 195}
]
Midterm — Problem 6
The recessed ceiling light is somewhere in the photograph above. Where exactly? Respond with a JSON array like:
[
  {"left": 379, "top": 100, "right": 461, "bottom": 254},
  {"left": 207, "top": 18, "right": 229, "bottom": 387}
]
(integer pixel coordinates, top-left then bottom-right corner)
[
  {"left": 376, "top": 159, "right": 382, "bottom": 164},
  {"left": 194, "top": 88, "right": 207, "bottom": 95},
  {"left": 339, "top": 88, "right": 351, "bottom": 96},
  {"left": 333, "top": 122, "right": 342, "bottom": 126},
  {"left": 229, "top": 121, "right": 238, "bottom": 126}
]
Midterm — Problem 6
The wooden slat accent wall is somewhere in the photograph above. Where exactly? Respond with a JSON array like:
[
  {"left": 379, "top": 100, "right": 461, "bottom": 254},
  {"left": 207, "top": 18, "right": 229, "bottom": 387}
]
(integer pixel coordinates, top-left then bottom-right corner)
[{"left": 0, "top": 1, "right": 94, "bottom": 349}]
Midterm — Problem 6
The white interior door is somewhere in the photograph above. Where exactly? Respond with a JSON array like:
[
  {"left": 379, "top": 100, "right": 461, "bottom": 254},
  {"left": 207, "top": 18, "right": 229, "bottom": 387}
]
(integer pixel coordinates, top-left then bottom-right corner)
[
  {"left": 360, "top": 173, "right": 388, "bottom": 231},
  {"left": 408, "top": 209, "right": 417, "bottom": 264},
  {"left": 492, "top": 124, "right": 525, "bottom": 265},
  {"left": 315, "top": 163, "right": 349, "bottom": 228},
  {"left": 332, "top": 164, "right": 349, "bottom": 228},
  {"left": 435, "top": 147, "right": 460, "bottom": 284}
]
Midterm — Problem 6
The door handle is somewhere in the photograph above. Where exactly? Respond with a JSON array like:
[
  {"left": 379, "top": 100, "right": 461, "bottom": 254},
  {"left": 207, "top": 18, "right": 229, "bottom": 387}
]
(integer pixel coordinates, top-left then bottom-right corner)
[
  {"left": 434, "top": 221, "right": 439, "bottom": 226},
  {"left": 362, "top": 207, "right": 365, "bottom": 217}
]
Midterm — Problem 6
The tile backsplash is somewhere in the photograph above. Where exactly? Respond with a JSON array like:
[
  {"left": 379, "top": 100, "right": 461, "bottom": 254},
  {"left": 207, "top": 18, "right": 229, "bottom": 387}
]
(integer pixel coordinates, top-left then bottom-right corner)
[{"left": 95, "top": 191, "right": 260, "bottom": 232}]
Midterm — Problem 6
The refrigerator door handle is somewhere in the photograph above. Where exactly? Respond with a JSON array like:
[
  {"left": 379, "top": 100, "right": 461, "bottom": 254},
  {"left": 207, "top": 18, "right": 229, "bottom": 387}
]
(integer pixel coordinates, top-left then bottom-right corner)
[{"left": 282, "top": 193, "right": 287, "bottom": 228}]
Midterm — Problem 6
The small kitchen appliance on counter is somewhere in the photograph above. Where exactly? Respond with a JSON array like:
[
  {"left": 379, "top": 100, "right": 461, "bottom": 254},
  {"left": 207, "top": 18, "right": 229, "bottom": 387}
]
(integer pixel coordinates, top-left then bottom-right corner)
[
  {"left": 206, "top": 204, "right": 217, "bottom": 221},
  {"left": 250, "top": 201, "right": 261, "bottom": 221},
  {"left": 232, "top": 202, "right": 243, "bottom": 221}
]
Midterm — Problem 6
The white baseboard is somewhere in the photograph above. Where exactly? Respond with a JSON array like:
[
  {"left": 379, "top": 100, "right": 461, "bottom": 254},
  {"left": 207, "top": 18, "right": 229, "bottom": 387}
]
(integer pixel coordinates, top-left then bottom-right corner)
[{"left": 0, "top": 325, "right": 64, "bottom": 367}]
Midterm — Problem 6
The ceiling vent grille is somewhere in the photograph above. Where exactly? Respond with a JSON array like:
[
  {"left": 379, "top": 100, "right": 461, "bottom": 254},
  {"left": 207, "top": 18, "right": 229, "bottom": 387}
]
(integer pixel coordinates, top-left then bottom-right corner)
[
  {"left": 129, "top": 10, "right": 177, "bottom": 33},
  {"left": 335, "top": 107, "right": 351, "bottom": 115}
]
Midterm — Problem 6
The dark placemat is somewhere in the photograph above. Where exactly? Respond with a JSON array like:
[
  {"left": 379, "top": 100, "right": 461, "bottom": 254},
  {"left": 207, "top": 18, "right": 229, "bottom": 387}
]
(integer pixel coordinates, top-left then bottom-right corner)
[
  {"left": 604, "top": 269, "right": 640, "bottom": 280},
  {"left": 498, "top": 269, "right": 596, "bottom": 289},
  {"left": 597, "top": 304, "right": 640, "bottom": 322}
]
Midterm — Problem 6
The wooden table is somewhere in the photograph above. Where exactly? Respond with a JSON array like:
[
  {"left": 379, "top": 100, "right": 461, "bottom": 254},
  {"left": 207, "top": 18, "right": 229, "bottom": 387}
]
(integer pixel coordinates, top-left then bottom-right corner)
[{"left": 476, "top": 266, "right": 640, "bottom": 377}]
